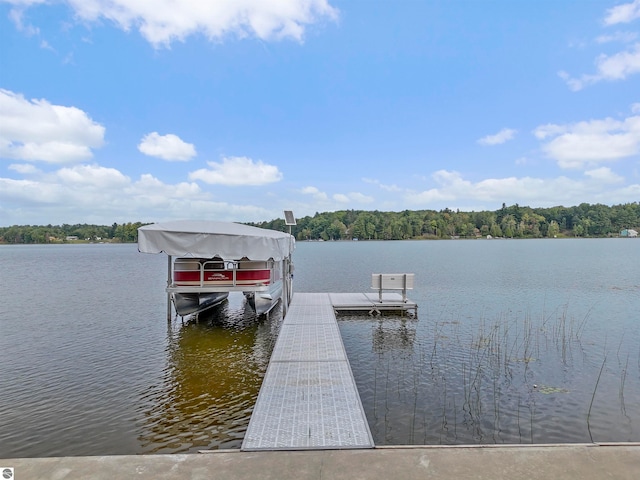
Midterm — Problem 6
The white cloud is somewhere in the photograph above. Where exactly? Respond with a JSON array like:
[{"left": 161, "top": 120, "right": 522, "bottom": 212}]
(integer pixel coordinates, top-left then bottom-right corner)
[
  {"left": 593, "top": 43, "right": 640, "bottom": 79},
  {"left": 595, "top": 31, "right": 638, "bottom": 44},
  {"left": 189, "top": 156, "right": 282, "bottom": 186},
  {"left": 3, "top": 0, "right": 46, "bottom": 5},
  {"left": 477, "top": 128, "right": 517, "bottom": 146},
  {"left": 363, "top": 177, "right": 402, "bottom": 192},
  {"left": 0, "top": 177, "right": 67, "bottom": 206},
  {"left": 8, "top": 163, "right": 41, "bottom": 175},
  {"left": 0, "top": 164, "right": 277, "bottom": 224},
  {"left": 138, "top": 132, "right": 196, "bottom": 161},
  {"left": 604, "top": 0, "right": 640, "bottom": 26},
  {"left": 7, "top": 4, "right": 41, "bottom": 36},
  {"left": 405, "top": 169, "right": 639, "bottom": 208},
  {"left": 348, "top": 192, "right": 374, "bottom": 203},
  {"left": 39, "top": 39, "right": 55, "bottom": 51},
  {"left": 0, "top": 89, "right": 105, "bottom": 164},
  {"left": 298, "top": 186, "right": 373, "bottom": 208},
  {"left": 557, "top": 71, "right": 583, "bottom": 92},
  {"left": 301, "top": 186, "right": 328, "bottom": 201},
  {"left": 534, "top": 114, "right": 640, "bottom": 169},
  {"left": 584, "top": 167, "right": 625, "bottom": 183},
  {"left": 533, "top": 123, "right": 568, "bottom": 140},
  {"left": 559, "top": 43, "right": 640, "bottom": 91},
  {"left": 332, "top": 192, "right": 374, "bottom": 204},
  {"left": 56, "top": 164, "right": 130, "bottom": 188},
  {"left": 632, "top": 103, "right": 640, "bottom": 113},
  {"left": 560, "top": 1, "right": 640, "bottom": 90},
  {"left": 14, "top": 0, "right": 339, "bottom": 47}
]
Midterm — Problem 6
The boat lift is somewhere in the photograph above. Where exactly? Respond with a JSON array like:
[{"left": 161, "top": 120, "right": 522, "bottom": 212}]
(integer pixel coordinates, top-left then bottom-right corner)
[{"left": 138, "top": 220, "right": 295, "bottom": 321}]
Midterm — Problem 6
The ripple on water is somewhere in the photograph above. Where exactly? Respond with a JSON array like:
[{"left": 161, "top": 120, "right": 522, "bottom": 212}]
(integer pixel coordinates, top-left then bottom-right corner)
[
  {"left": 1, "top": 241, "right": 639, "bottom": 456},
  {"left": 135, "top": 301, "right": 282, "bottom": 453}
]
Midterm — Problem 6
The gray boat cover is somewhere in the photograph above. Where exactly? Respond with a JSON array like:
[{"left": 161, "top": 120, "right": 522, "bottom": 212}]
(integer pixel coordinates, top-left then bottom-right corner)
[{"left": 138, "top": 220, "right": 295, "bottom": 261}]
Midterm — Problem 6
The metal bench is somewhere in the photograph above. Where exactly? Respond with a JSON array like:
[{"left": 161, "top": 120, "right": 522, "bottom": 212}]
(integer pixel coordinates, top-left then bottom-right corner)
[{"left": 371, "top": 273, "right": 415, "bottom": 303}]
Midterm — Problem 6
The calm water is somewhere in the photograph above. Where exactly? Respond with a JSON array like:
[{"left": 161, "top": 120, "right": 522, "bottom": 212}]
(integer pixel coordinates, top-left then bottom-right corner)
[{"left": 0, "top": 239, "right": 638, "bottom": 457}]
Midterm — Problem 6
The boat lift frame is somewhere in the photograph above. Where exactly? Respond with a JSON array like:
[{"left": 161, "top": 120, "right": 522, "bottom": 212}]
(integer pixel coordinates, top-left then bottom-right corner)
[{"left": 163, "top": 255, "right": 294, "bottom": 320}]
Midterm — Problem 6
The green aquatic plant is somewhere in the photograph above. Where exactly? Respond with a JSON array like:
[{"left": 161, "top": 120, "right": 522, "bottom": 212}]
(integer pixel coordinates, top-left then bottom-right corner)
[
  {"left": 512, "top": 357, "right": 537, "bottom": 363},
  {"left": 533, "top": 384, "right": 569, "bottom": 394}
]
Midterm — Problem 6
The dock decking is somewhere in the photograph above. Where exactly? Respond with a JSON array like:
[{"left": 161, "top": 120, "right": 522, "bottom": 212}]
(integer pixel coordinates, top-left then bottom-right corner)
[
  {"left": 330, "top": 292, "right": 417, "bottom": 315},
  {"left": 242, "top": 292, "right": 377, "bottom": 451}
]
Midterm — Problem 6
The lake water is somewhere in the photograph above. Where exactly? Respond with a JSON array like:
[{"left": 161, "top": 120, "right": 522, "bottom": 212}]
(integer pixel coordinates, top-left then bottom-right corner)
[{"left": 0, "top": 239, "right": 638, "bottom": 457}]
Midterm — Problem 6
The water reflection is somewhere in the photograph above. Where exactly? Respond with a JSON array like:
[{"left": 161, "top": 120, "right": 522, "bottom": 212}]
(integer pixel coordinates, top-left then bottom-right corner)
[
  {"left": 371, "top": 317, "right": 417, "bottom": 353},
  {"left": 137, "top": 296, "right": 282, "bottom": 453}
]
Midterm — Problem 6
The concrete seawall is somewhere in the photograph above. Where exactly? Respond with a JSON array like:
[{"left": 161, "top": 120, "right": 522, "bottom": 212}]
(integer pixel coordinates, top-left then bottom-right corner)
[{"left": 4, "top": 444, "right": 639, "bottom": 480}]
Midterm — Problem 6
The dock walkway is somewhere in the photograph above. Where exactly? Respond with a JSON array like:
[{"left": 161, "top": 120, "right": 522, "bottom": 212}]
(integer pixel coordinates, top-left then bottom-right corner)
[{"left": 242, "top": 292, "right": 374, "bottom": 450}]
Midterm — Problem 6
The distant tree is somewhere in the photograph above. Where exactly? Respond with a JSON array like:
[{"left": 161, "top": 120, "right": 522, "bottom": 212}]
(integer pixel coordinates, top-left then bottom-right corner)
[
  {"left": 501, "top": 214, "right": 516, "bottom": 238},
  {"left": 327, "top": 220, "right": 347, "bottom": 240},
  {"left": 490, "top": 223, "right": 502, "bottom": 238},
  {"left": 547, "top": 220, "right": 560, "bottom": 237}
]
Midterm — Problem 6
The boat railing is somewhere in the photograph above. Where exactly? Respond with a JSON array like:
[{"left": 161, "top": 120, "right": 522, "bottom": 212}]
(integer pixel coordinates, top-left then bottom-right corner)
[{"left": 171, "top": 258, "right": 276, "bottom": 290}]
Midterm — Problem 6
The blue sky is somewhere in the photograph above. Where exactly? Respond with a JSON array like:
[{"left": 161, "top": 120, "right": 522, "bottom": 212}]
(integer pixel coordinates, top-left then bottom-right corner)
[{"left": 1, "top": 0, "right": 639, "bottom": 226}]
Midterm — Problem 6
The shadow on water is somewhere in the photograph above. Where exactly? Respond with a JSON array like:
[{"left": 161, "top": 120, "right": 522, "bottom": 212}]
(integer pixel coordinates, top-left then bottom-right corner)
[{"left": 136, "top": 296, "right": 283, "bottom": 453}]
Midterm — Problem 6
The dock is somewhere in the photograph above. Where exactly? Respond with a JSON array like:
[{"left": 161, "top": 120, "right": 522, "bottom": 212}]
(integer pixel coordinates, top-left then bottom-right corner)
[
  {"left": 242, "top": 292, "right": 376, "bottom": 450},
  {"left": 242, "top": 289, "right": 417, "bottom": 451},
  {"left": 329, "top": 291, "right": 418, "bottom": 315}
]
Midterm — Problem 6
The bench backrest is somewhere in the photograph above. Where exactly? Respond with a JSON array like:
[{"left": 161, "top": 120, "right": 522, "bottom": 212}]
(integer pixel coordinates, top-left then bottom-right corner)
[{"left": 371, "top": 273, "right": 415, "bottom": 290}]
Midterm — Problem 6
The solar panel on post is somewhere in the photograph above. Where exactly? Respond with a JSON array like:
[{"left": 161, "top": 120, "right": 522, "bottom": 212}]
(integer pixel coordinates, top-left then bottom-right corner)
[{"left": 284, "top": 210, "right": 296, "bottom": 226}]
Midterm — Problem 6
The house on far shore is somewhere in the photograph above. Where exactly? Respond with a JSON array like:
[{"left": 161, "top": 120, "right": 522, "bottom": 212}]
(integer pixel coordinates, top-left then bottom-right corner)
[
  {"left": 65, "top": 235, "right": 79, "bottom": 241},
  {"left": 620, "top": 229, "right": 638, "bottom": 237}
]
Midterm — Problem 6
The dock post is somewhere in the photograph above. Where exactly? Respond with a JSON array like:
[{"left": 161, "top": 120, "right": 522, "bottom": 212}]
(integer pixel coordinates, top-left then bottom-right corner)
[
  {"left": 166, "top": 255, "right": 172, "bottom": 322},
  {"left": 402, "top": 273, "right": 407, "bottom": 302},
  {"left": 282, "top": 258, "right": 289, "bottom": 318}
]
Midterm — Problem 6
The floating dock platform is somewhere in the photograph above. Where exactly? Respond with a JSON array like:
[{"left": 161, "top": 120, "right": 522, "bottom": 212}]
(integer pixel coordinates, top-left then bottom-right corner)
[{"left": 329, "top": 292, "right": 417, "bottom": 316}]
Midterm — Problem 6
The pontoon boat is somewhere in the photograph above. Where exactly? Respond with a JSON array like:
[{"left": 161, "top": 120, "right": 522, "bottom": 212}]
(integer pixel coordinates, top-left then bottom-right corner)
[{"left": 138, "top": 220, "right": 295, "bottom": 318}]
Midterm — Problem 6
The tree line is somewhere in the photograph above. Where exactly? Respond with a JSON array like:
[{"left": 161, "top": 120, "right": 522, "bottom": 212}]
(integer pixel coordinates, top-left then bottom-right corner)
[
  {"left": 0, "top": 203, "right": 638, "bottom": 244},
  {"left": 0, "top": 222, "right": 147, "bottom": 244},
  {"left": 253, "top": 202, "right": 640, "bottom": 241}
]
